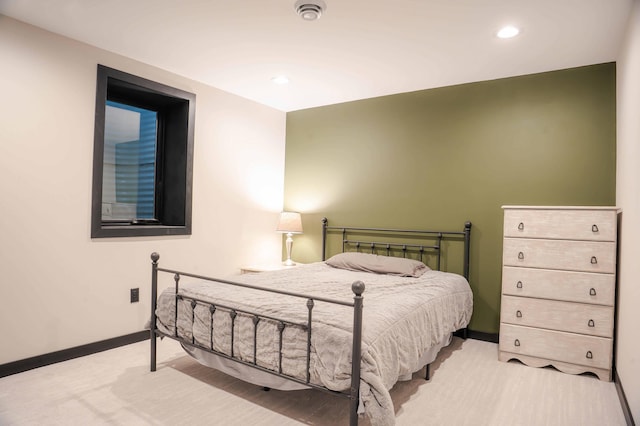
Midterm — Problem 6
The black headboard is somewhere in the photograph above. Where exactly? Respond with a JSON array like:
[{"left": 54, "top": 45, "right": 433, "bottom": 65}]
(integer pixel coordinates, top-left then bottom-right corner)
[{"left": 321, "top": 218, "right": 472, "bottom": 280}]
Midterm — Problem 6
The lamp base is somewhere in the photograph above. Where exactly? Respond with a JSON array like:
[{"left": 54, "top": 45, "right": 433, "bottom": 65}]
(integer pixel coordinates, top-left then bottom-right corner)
[{"left": 283, "top": 232, "right": 296, "bottom": 267}]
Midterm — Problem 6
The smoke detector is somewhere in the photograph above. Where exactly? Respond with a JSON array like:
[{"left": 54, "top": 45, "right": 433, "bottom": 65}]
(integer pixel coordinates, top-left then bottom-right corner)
[{"left": 294, "top": 0, "right": 326, "bottom": 21}]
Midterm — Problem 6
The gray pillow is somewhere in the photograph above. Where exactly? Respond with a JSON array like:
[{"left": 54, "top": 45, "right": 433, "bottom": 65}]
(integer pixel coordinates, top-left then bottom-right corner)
[{"left": 325, "top": 252, "right": 430, "bottom": 277}]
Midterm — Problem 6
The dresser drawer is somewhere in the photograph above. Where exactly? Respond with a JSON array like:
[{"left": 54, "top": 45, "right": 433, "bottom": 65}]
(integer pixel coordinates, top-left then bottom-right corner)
[
  {"left": 501, "top": 266, "right": 615, "bottom": 305},
  {"left": 499, "top": 324, "right": 612, "bottom": 369},
  {"left": 503, "top": 238, "right": 616, "bottom": 273},
  {"left": 503, "top": 208, "right": 617, "bottom": 241},
  {"left": 500, "top": 295, "right": 614, "bottom": 337}
]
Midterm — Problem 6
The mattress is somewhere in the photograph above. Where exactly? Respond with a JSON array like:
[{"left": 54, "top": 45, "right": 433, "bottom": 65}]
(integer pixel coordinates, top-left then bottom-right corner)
[{"left": 155, "top": 262, "right": 473, "bottom": 425}]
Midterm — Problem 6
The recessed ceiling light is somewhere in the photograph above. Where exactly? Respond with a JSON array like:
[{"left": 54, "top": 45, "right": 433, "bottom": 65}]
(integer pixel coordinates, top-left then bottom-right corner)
[
  {"left": 271, "top": 75, "right": 290, "bottom": 85},
  {"left": 497, "top": 25, "right": 520, "bottom": 39}
]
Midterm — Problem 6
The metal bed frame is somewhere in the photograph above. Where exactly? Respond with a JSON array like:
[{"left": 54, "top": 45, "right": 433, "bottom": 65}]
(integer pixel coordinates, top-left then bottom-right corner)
[{"left": 149, "top": 218, "right": 472, "bottom": 426}]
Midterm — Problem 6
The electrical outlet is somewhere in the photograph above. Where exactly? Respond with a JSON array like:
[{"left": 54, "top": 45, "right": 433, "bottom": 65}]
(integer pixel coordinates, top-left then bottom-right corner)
[{"left": 130, "top": 288, "right": 139, "bottom": 303}]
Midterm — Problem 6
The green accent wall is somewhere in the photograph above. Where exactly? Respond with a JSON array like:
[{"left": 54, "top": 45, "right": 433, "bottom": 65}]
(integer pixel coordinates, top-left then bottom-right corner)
[{"left": 283, "top": 63, "right": 616, "bottom": 334}]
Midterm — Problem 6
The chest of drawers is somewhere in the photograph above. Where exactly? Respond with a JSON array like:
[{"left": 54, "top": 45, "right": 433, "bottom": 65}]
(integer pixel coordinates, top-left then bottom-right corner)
[{"left": 498, "top": 206, "right": 618, "bottom": 381}]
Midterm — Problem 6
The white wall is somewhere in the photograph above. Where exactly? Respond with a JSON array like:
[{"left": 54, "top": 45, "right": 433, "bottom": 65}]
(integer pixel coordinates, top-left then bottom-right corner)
[
  {"left": 616, "top": 0, "right": 640, "bottom": 422},
  {"left": 0, "top": 16, "right": 287, "bottom": 364}
]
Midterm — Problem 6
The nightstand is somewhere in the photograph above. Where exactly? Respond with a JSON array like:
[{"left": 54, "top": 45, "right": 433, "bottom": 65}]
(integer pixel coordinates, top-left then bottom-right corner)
[{"left": 239, "top": 263, "right": 300, "bottom": 274}]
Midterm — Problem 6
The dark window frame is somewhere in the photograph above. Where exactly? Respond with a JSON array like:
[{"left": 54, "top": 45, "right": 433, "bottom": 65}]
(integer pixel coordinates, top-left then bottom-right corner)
[{"left": 91, "top": 65, "right": 195, "bottom": 238}]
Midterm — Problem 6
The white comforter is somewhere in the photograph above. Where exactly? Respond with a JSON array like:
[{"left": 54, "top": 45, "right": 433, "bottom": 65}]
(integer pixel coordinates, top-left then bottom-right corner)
[{"left": 155, "top": 262, "right": 472, "bottom": 425}]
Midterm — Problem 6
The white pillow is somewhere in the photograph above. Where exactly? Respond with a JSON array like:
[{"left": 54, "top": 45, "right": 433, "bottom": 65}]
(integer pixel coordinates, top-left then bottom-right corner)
[{"left": 325, "top": 252, "right": 429, "bottom": 277}]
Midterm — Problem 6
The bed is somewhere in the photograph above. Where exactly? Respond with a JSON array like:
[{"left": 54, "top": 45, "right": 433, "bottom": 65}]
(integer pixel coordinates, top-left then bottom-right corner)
[{"left": 149, "top": 218, "right": 473, "bottom": 426}]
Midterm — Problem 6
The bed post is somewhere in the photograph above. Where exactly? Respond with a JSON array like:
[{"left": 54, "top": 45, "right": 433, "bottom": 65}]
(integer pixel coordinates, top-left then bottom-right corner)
[
  {"left": 463, "top": 222, "right": 472, "bottom": 281},
  {"left": 321, "top": 217, "right": 328, "bottom": 261},
  {"left": 350, "top": 281, "right": 365, "bottom": 426},
  {"left": 462, "top": 223, "right": 472, "bottom": 340},
  {"left": 150, "top": 252, "right": 159, "bottom": 372}
]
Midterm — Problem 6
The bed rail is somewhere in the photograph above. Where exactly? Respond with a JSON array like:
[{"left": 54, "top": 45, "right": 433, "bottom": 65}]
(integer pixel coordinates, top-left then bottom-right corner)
[{"left": 150, "top": 253, "right": 364, "bottom": 425}]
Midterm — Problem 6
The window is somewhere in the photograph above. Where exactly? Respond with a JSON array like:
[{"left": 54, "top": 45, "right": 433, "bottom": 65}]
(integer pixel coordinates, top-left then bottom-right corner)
[
  {"left": 91, "top": 65, "right": 195, "bottom": 238},
  {"left": 103, "top": 101, "right": 158, "bottom": 222}
]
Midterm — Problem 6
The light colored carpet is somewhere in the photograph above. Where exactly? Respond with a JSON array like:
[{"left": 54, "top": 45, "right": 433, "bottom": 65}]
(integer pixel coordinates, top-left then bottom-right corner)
[{"left": 0, "top": 337, "right": 626, "bottom": 425}]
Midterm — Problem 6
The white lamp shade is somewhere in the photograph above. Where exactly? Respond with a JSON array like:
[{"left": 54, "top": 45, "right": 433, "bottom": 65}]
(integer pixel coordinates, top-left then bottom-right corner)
[{"left": 276, "top": 211, "right": 303, "bottom": 234}]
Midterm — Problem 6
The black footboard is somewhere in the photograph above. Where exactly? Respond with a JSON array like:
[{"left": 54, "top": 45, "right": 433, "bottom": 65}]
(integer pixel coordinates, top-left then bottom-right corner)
[{"left": 149, "top": 253, "right": 365, "bottom": 426}]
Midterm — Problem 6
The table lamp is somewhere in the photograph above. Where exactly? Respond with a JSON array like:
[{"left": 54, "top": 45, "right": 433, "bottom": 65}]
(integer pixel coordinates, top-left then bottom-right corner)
[{"left": 277, "top": 211, "right": 303, "bottom": 266}]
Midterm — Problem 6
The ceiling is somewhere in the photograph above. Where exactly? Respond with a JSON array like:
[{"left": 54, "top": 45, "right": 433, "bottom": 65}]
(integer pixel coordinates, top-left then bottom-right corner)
[{"left": 0, "top": 0, "right": 633, "bottom": 112}]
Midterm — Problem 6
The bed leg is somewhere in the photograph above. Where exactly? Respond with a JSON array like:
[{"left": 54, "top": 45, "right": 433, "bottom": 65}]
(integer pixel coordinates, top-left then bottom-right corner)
[
  {"left": 150, "top": 252, "right": 159, "bottom": 372},
  {"left": 151, "top": 332, "right": 157, "bottom": 372},
  {"left": 454, "top": 327, "right": 469, "bottom": 341},
  {"left": 425, "top": 364, "right": 431, "bottom": 381},
  {"left": 350, "top": 281, "right": 365, "bottom": 426}
]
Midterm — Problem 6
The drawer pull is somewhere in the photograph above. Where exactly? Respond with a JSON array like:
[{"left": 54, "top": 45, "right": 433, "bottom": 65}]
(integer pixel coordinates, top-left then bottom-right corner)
[
  {"left": 589, "top": 288, "right": 597, "bottom": 296},
  {"left": 516, "top": 281, "right": 523, "bottom": 289},
  {"left": 592, "top": 224, "right": 599, "bottom": 233},
  {"left": 588, "top": 319, "right": 595, "bottom": 327},
  {"left": 586, "top": 351, "right": 593, "bottom": 359},
  {"left": 591, "top": 256, "right": 598, "bottom": 264},
  {"left": 514, "top": 339, "right": 520, "bottom": 347},
  {"left": 516, "top": 310, "right": 522, "bottom": 318},
  {"left": 518, "top": 252, "right": 524, "bottom": 260},
  {"left": 518, "top": 222, "right": 524, "bottom": 231}
]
